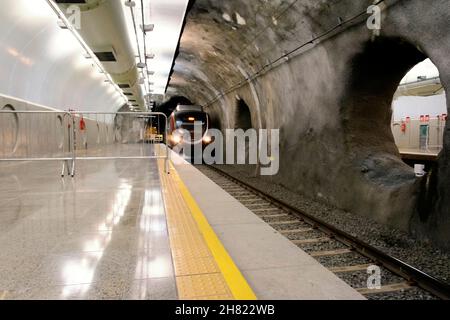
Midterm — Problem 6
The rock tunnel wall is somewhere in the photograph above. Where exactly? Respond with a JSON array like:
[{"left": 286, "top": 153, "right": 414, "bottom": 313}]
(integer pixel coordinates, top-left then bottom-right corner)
[{"left": 167, "top": 0, "right": 450, "bottom": 249}]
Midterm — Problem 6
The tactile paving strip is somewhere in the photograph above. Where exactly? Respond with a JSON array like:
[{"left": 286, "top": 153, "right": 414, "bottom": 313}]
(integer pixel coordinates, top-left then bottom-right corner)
[
  {"left": 174, "top": 257, "right": 219, "bottom": 277},
  {"left": 158, "top": 159, "right": 234, "bottom": 300},
  {"left": 176, "top": 274, "right": 231, "bottom": 300}
]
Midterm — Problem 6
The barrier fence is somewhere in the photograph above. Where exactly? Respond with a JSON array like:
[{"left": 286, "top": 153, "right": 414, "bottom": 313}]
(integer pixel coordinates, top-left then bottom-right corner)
[{"left": 0, "top": 111, "right": 169, "bottom": 176}]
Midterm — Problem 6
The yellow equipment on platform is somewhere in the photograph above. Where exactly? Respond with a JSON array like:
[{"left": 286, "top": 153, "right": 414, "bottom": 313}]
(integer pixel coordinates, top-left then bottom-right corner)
[{"left": 144, "top": 126, "right": 163, "bottom": 143}]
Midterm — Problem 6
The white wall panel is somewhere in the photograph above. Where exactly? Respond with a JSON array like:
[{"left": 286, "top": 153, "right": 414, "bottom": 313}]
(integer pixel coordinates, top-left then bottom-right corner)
[{"left": 0, "top": 0, "right": 126, "bottom": 112}]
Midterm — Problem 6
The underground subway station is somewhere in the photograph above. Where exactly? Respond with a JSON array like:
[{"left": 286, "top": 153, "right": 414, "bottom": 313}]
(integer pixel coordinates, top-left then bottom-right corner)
[{"left": 0, "top": 0, "right": 449, "bottom": 313}]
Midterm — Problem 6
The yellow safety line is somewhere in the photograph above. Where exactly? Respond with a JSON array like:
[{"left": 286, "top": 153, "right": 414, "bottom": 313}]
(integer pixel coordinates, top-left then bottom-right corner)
[
  {"left": 159, "top": 160, "right": 233, "bottom": 299},
  {"left": 172, "top": 164, "right": 257, "bottom": 300}
]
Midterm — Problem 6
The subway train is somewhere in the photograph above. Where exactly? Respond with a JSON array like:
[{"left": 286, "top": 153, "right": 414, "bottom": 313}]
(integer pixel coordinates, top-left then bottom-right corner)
[{"left": 168, "top": 105, "right": 212, "bottom": 148}]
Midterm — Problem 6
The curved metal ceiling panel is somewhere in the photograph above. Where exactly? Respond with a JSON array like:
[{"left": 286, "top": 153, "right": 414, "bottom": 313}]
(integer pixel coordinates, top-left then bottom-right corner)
[{"left": 0, "top": 0, "right": 127, "bottom": 112}]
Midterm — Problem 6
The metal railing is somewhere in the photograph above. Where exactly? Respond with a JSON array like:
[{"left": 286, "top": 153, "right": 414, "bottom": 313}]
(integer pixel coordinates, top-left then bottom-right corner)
[
  {"left": 0, "top": 110, "right": 170, "bottom": 176},
  {"left": 0, "top": 110, "right": 75, "bottom": 175}
]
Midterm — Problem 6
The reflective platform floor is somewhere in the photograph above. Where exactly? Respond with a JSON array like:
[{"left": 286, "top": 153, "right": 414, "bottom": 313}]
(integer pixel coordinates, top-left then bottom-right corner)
[
  {"left": 0, "top": 147, "right": 177, "bottom": 299},
  {"left": 0, "top": 144, "right": 363, "bottom": 300}
]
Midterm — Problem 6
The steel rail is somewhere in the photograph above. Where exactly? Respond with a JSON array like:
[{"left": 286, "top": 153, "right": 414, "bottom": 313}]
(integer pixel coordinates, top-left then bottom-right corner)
[{"left": 204, "top": 164, "right": 450, "bottom": 300}]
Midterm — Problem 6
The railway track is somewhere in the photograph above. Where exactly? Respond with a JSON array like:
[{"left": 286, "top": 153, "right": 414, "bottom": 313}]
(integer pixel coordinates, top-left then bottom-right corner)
[{"left": 197, "top": 164, "right": 450, "bottom": 300}]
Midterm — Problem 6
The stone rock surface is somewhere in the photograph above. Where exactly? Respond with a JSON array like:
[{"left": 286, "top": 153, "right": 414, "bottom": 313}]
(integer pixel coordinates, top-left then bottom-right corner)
[{"left": 166, "top": 0, "right": 450, "bottom": 249}]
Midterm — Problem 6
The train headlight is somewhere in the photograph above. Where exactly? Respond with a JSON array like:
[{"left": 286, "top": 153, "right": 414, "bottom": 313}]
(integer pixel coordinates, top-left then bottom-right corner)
[
  {"left": 172, "top": 134, "right": 182, "bottom": 144},
  {"left": 203, "top": 135, "right": 212, "bottom": 144}
]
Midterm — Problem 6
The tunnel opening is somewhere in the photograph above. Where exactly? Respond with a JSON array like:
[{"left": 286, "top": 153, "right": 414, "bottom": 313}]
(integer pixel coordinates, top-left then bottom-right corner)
[
  {"left": 343, "top": 37, "right": 428, "bottom": 157},
  {"left": 157, "top": 95, "right": 193, "bottom": 117},
  {"left": 208, "top": 114, "right": 222, "bottom": 131},
  {"left": 235, "top": 98, "right": 253, "bottom": 130},
  {"left": 388, "top": 58, "right": 448, "bottom": 225},
  {"left": 343, "top": 37, "right": 449, "bottom": 228},
  {"left": 390, "top": 59, "right": 447, "bottom": 173},
  {"left": 231, "top": 97, "right": 256, "bottom": 167}
]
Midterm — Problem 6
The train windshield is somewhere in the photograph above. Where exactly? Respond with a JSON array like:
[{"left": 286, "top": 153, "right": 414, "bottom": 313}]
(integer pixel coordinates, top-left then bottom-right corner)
[{"left": 175, "top": 111, "right": 208, "bottom": 131}]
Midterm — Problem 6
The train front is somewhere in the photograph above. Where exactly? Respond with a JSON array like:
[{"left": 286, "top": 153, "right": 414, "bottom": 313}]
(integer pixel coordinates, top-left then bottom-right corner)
[{"left": 169, "top": 106, "right": 212, "bottom": 153}]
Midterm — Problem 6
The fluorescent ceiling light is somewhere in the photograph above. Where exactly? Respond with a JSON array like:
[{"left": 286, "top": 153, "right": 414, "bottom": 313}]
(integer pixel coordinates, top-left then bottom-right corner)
[
  {"left": 124, "top": 1, "right": 136, "bottom": 8},
  {"left": 45, "top": 0, "right": 128, "bottom": 104},
  {"left": 141, "top": 24, "right": 154, "bottom": 33},
  {"left": 121, "top": 0, "right": 189, "bottom": 95},
  {"left": 57, "top": 19, "right": 68, "bottom": 29}
]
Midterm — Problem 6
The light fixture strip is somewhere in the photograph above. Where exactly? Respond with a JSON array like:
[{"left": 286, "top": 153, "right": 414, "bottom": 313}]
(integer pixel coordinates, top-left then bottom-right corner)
[
  {"left": 46, "top": 0, "right": 128, "bottom": 104},
  {"left": 127, "top": 0, "right": 150, "bottom": 96},
  {"left": 128, "top": 2, "right": 143, "bottom": 64},
  {"left": 140, "top": 0, "right": 152, "bottom": 93}
]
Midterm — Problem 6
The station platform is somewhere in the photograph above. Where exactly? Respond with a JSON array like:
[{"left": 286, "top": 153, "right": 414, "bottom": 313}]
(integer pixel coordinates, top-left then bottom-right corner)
[
  {"left": 0, "top": 144, "right": 364, "bottom": 300},
  {"left": 399, "top": 148, "right": 440, "bottom": 161}
]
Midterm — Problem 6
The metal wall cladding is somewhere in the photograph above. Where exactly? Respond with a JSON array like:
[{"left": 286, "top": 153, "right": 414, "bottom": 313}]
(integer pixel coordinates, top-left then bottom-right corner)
[{"left": 0, "top": 95, "right": 116, "bottom": 160}]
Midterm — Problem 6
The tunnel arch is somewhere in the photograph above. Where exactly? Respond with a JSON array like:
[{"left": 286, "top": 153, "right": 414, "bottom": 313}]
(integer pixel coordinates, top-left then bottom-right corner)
[
  {"left": 390, "top": 59, "right": 447, "bottom": 167},
  {"left": 341, "top": 36, "right": 449, "bottom": 230},
  {"left": 342, "top": 37, "right": 429, "bottom": 156},
  {"left": 157, "top": 95, "right": 193, "bottom": 117},
  {"left": 234, "top": 98, "right": 253, "bottom": 130},
  {"left": 208, "top": 113, "right": 223, "bottom": 131}
]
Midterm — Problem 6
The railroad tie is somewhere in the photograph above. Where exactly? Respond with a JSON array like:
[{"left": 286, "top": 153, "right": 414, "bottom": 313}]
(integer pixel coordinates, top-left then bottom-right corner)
[
  {"left": 202, "top": 165, "right": 450, "bottom": 300},
  {"left": 356, "top": 282, "right": 414, "bottom": 295},
  {"left": 280, "top": 228, "right": 313, "bottom": 234},
  {"left": 223, "top": 187, "right": 244, "bottom": 191},
  {"left": 259, "top": 213, "right": 290, "bottom": 219},
  {"left": 251, "top": 208, "right": 281, "bottom": 213},
  {"left": 329, "top": 264, "right": 373, "bottom": 273},
  {"left": 270, "top": 220, "right": 300, "bottom": 226},
  {"left": 240, "top": 199, "right": 265, "bottom": 203},
  {"left": 234, "top": 195, "right": 260, "bottom": 200},
  {"left": 292, "top": 237, "right": 330, "bottom": 245},
  {"left": 309, "top": 248, "right": 353, "bottom": 257}
]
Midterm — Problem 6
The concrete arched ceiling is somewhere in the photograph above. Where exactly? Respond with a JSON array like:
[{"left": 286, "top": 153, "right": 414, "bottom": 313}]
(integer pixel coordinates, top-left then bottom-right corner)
[
  {"left": 166, "top": 0, "right": 450, "bottom": 249},
  {"left": 167, "top": 0, "right": 356, "bottom": 106}
]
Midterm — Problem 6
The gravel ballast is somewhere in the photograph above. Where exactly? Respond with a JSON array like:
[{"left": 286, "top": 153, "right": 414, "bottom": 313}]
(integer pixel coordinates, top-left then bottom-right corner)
[{"left": 197, "top": 164, "right": 450, "bottom": 288}]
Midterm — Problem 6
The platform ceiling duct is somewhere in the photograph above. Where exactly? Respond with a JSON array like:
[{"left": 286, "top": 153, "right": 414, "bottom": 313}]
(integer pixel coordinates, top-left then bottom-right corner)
[
  {"left": 54, "top": 0, "right": 191, "bottom": 111},
  {"left": 55, "top": 0, "right": 146, "bottom": 110}
]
